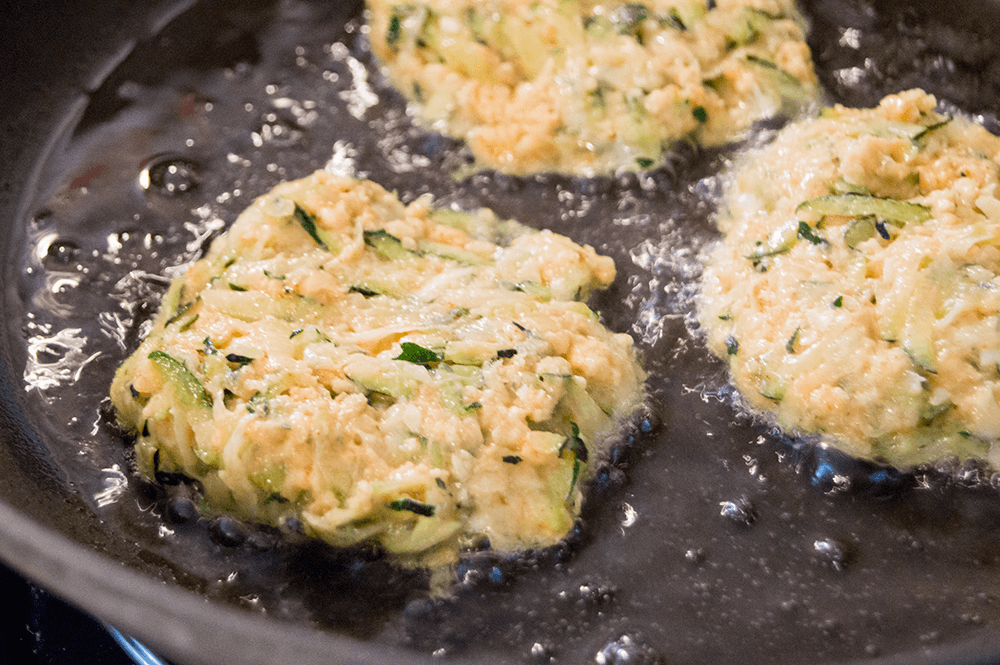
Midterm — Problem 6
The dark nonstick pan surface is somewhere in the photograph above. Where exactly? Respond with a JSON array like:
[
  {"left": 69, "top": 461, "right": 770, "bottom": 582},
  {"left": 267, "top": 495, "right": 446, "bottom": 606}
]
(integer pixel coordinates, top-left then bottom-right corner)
[{"left": 6, "top": 1, "right": 1000, "bottom": 663}]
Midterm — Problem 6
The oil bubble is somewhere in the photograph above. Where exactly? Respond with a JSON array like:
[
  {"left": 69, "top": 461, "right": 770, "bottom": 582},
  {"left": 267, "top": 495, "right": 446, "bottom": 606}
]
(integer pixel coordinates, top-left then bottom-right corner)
[
  {"left": 165, "top": 496, "right": 199, "bottom": 524},
  {"left": 812, "top": 538, "right": 851, "bottom": 571},
  {"left": 808, "top": 444, "right": 913, "bottom": 498},
  {"left": 684, "top": 548, "right": 707, "bottom": 566},
  {"left": 592, "top": 464, "right": 627, "bottom": 496},
  {"left": 560, "top": 581, "right": 616, "bottom": 610},
  {"left": 44, "top": 239, "right": 82, "bottom": 271},
  {"left": 955, "top": 458, "right": 990, "bottom": 487},
  {"left": 578, "top": 176, "right": 613, "bottom": 197},
  {"left": 530, "top": 642, "right": 556, "bottom": 664},
  {"left": 615, "top": 171, "right": 640, "bottom": 192},
  {"left": 491, "top": 171, "right": 523, "bottom": 194},
  {"left": 455, "top": 554, "right": 510, "bottom": 589},
  {"left": 636, "top": 406, "right": 661, "bottom": 436},
  {"left": 245, "top": 529, "right": 279, "bottom": 552},
  {"left": 209, "top": 515, "right": 247, "bottom": 547},
  {"left": 719, "top": 498, "right": 756, "bottom": 526},
  {"left": 140, "top": 154, "right": 201, "bottom": 196},
  {"left": 254, "top": 110, "right": 306, "bottom": 148},
  {"left": 595, "top": 633, "right": 664, "bottom": 665}
]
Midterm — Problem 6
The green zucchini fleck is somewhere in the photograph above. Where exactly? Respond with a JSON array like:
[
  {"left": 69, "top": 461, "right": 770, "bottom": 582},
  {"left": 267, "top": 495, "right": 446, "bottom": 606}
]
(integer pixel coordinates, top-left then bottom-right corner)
[
  {"left": 395, "top": 341, "right": 442, "bottom": 365},
  {"left": 364, "top": 229, "right": 411, "bottom": 260},
  {"left": 246, "top": 390, "right": 270, "bottom": 416},
  {"left": 661, "top": 7, "right": 686, "bottom": 30},
  {"left": 744, "top": 54, "right": 807, "bottom": 105},
  {"left": 387, "top": 14, "right": 402, "bottom": 50},
  {"left": 148, "top": 350, "right": 212, "bottom": 409},
  {"left": 178, "top": 313, "right": 199, "bottom": 332},
  {"left": 919, "top": 401, "right": 953, "bottom": 426},
  {"left": 785, "top": 327, "right": 801, "bottom": 354},
  {"left": 389, "top": 498, "right": 436, "bottom": 517},
  {"left": 225, "top": 353, "right": 255, "bottom": 368},
  {"left": 746, "top": 221, "right": 798, "bottom": 259},
  {"left": 726, "top": 336, "right": 739, "bottom": 355},
  {"left": 294, "top": 203, "right": 337, "bottom": 252},
  {"left": 796, "top": 221, "right": 825, "bottom": 245},
  {"left": 796, "top": 194, "right": 932, "bottom": 226},
  {"left": 558, "top": 423, "right": 589, "bottom": 498},
  {"left": 349, "top": 284, "right": 382, "bottom": 298},
  {"left": 612, "top": 3, "right": 649, "bottom": 41},
  {"left": 844, "top": 216, "right": 877, "bottom": 249},
  {"left": 913, "top": 117, "right": 952, "bottom": 142}
]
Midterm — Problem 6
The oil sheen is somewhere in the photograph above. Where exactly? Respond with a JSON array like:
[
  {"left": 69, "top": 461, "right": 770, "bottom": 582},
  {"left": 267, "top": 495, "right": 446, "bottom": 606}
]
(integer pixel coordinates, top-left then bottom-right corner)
[{"left": 12, "top": 0, "right": 1000, "bottom": 662}]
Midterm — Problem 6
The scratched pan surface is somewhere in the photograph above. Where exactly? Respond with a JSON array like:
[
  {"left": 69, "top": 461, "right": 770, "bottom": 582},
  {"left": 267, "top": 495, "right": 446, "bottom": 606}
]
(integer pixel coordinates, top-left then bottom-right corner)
[{"left": 4, "top": 0, "right": 1000, "bottom": 663}]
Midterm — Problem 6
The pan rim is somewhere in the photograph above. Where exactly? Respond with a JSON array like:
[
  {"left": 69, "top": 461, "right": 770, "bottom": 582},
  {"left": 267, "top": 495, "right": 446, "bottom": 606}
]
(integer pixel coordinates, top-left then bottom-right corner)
[{"left": 0, "top": 500, "right": 445, "bottom": 665}]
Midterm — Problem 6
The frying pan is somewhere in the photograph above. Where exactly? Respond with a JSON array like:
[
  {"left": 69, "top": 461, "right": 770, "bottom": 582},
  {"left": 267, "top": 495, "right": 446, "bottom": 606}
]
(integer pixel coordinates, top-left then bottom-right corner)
[{"left": 5, "top": 0, "right": 1000, "bottom": 663}]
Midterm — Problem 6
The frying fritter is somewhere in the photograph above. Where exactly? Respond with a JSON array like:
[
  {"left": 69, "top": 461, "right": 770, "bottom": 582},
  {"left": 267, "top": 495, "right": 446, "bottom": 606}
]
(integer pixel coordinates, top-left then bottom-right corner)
[
  {"left": 111, "top": 171, "right": 645, "bottom": 568},
  {"left": 700, "top": 89, "right": 1000, "bottom": 467},
  {"left": 367, "top": 0, "right": 819, "bottom": 175}
]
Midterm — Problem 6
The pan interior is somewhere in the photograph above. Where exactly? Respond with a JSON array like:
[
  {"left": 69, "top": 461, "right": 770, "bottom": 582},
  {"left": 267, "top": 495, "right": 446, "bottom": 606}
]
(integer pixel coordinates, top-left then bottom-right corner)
[{"left": 5, "top": 0, "right": 1000, "bottom": 663}]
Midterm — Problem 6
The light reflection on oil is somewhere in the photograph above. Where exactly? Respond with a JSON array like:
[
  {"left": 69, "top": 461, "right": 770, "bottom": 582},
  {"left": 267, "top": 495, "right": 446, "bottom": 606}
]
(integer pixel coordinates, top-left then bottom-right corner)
[
  {"left": 620, "top": 502, "right": 638, "bottom": 535},
  {"left": 95, "top": 464, "right": 129, "bottom": 508},
  {"left": 325, "top": 140, "right": 360, "bottom": 177},
  {"left": 24, "top": 326, "right": 101, "bottom": 399},
  {"left": 332, "top": 42, "right": 379, "bottom": 119},
  {"left": 32, "top": 273, "right": 83, "bottom": 318},
  {"left": 627, "top": 233, "right": 704, "bottom": 350}
]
